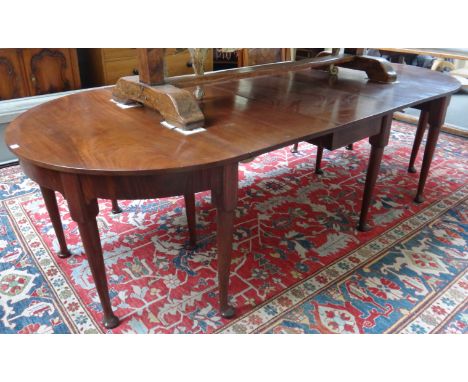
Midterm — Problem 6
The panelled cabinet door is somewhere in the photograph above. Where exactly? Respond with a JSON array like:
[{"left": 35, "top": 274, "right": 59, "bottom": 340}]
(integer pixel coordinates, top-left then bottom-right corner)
[
  {"left": 0, "top": 49, "right": 29, "bottom": 100},
  {"left": 22, "top": 48, "right": 80, "bottom": 96}
]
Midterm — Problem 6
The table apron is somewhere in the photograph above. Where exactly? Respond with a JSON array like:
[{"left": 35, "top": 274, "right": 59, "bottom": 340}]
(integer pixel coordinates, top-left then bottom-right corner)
[
  {"left": 307, "top": 115, "right": 386, "bottom": 150},
  {"left": 21, "top": 160, "right": 65, "bottom": 194},
  {"left": 20, "top": 160, "right": 226, "bottom": 200},
  {"left": 80, "top": 168, "right": 220, "bottom": 200}
]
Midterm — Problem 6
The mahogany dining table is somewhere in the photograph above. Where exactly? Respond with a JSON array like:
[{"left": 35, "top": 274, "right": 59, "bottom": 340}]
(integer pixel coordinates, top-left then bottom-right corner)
[{"left": 5, "top": 63, "right": 460, "bottom": 328}]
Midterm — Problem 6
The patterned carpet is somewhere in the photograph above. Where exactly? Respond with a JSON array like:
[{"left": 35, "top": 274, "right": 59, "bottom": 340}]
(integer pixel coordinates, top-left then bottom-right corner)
[{"left": 0, "top": 121, "right": 467, "bottom": 334}]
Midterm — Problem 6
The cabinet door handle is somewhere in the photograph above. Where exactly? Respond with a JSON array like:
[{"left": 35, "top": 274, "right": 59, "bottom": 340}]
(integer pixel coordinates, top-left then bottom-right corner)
[
  {"left": 132, "top": 68, "right": 139, "bottom": 75},
  {"left": 186, "top": 61, "right": 193, "bottom": 68},
  {"left": 31, "top": 75, "right": 37, "bottom": 83}
]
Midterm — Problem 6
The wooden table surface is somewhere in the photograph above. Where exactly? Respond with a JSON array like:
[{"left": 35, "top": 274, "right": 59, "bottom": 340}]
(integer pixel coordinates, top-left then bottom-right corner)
[
  {"left": 5, "top": 63, "right": 460, "bottom": 328},
  {"left": 6, "top": 64, "right": 459, "bottom": 175}
]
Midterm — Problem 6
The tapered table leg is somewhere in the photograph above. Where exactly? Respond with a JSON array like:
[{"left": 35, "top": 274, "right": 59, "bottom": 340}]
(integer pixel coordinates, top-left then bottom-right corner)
[
  {"left": 358, "top": 115, "right": 392, "bottom": 232},
  {"left": 315, "top": 146, "right": 324, "bottom": 175},
  {"left": 408, "top": 110, "right": 429, "bottom": 173},
  {"left": 78, "top": 216, "right": 119, "bottom": 329},
  {"left": 212, "top": 163, "right": 238, "bottom": 318},
  {"left": 415, "top": 97, "right": 450, "bottom": 203},
  {"left": 62, "top": 173, "right": 119, "bottom": 329},
  {"left": 184, "top": 193, "right": 197, "bottom": 248},
  {"left": 291, "top": 143, "right": 299, "bottom": 153},
  {"left": 346, "top": 143, "right": 354, "bottom": 150},
  {"left": 216, "top": 209, "right": 235, "bottom": 318},
  {"left": 111, "top": 199, "right": 122, "bottom": 214},
  {"left": 40, "top": 186, "right": 71, "bottom": 258}
]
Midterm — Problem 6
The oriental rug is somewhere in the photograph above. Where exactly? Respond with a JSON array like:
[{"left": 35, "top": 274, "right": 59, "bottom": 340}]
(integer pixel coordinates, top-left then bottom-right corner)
[{"left": 0, "top": 121, "right": 466, "bottom": 334}]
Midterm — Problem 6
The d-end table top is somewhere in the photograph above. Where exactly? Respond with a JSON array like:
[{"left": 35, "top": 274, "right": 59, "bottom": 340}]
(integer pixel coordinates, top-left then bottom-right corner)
[{"left": 5, "top": 64, "right": 460, "bottom": 175}]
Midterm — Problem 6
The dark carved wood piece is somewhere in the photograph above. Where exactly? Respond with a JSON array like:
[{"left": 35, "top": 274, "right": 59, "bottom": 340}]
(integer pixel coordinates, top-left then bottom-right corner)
[
  {"left": 338, "top": 55, "right": 398, "bottom": 83},
  {"left": 112, "top": 79, "right": 205, "bottom": 130}
]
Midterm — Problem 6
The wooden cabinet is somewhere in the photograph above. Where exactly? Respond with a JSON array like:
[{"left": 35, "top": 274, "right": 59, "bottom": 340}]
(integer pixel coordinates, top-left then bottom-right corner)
[
  {"left": 0, "top": 49, "right": 29, "bottom": 100},
  {"left": 22, "top": 49, "right": 81, "bottom": 96},
  {"left": 85, "top": 48, "right": 214, "bottom": 86},
  {"left": 0, "top": 48, "right": 81, "bottom": 101}
]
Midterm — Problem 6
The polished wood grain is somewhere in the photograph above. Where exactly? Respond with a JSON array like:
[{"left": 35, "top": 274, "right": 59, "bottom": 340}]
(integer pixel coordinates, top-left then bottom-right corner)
[
  {"left": 6, "top": 63, "right": 459, "bottom": 328},
  {"left": 12, "top": 65, "right": 457, "bottom": 177}
]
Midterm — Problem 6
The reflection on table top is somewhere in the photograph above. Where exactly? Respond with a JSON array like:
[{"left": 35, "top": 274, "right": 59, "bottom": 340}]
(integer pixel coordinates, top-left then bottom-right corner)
[{"left": 6, "top": 64, "right": 460, "bottom": 175}]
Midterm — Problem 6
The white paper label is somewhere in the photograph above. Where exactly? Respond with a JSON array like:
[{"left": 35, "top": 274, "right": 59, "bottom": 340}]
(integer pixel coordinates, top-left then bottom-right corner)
[
  {"left": 161, "top": 120, "right": 206, "bottom": 135},
  {"left": 110, "top": 99, "right": 142, "bottom": 109}
]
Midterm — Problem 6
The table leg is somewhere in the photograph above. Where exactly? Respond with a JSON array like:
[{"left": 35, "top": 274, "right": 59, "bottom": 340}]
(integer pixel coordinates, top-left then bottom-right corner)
[
  {"left": 40, "top": 186, "right": 72, "bottom": 258},
  {"left": 212, "top": 163, "right": 238, "bottom": 318},
  {"left": 184, "top": 193, "right": 197, "bottom": 248},
  {"left": 315, "top": 146, "right": 324, "bottom": 175},
  {"left": 291, "top": 143, "right": 299, "bottom": 153},
  {"left": 62, "top": 173, "right": 120, "bottom": 329},
  {"left": 415, "top": 97, "right": 450, "bottom": 203},
  {"left": 346, "top": 143, "right": 354, "bottom": 150},
  {"left": 77, "top": 215, "right": 119, "bottom": 329},
  {"left": 408, "top": 109, "right": 429, "bottom": 173},
  {"left": 358, "top": 115, "right": 392, "bottom": 232},
  {"left": 111, "top": 199, "right": 122, "bottom": 214}
]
